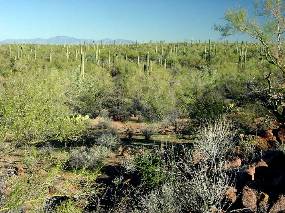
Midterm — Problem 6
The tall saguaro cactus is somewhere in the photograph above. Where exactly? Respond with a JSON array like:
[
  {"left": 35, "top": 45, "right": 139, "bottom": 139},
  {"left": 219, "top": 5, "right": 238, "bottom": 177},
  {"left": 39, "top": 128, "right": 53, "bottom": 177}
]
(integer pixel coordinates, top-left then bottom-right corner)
[
  {"left": 49, "top": 49, "right": 53, "bottom": 63},
  {"left": 34, "top": 48, "right": 37, "bottom": 60},
  {"left": 147, "top": 52, "right": 150, "bottom": 68},
  {"left": 203, "top": 39, "right": 213, "bottom": 63},
  {"left": 238, "top": 41, "right": 247, "bottom": 69},
  {"left": 108, "top": 51, "right": 111, "bottom": 67},
  {"left": 75, "top": 49, "right": 79, "bottom": 60},
  {"left": 17, "top": 46, "right": 21, "bottom": 60},
  {"left": 8, "top": 45, "right": 12, "bottom": 58},
  {"left": 207, "top": 39, "right": 212, "bottom": 63},
  {"left": 66, "top": 46, "right": 70, "bottom": 62},
  {"left": 80, "top": 49, "right": 85, "bottom": 79}
]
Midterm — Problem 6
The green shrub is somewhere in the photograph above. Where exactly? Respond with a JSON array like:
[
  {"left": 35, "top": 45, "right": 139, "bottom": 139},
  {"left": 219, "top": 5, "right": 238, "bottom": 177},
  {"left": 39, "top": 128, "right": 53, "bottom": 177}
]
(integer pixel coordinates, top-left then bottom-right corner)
[
  {"left": 69, "top": 67, "right": 114, "bottom": 118},
  {"left": 55, "top": 200, "right": 81, "bottom": 213},
  {"left": 0, "top": 68, "right": 88, "bottom": 145},
  {"left": 190, "top": 88, "right": 225, "bottom": 122},
  {"left": 135, "top": 151, "right": 166, "bottom": 188},
  {"left": 125, "top": 66, "right": 177, "bottom": 121},
  {"left": 229, "top": 102, "right": 273, "bottom": 134}
]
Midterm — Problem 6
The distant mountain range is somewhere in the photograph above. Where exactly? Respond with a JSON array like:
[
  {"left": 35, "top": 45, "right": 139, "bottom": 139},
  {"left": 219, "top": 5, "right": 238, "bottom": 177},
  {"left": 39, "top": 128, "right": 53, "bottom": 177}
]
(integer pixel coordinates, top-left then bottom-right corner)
[{"left": 0, "top": 36, "right": 135, "bottom": 44}]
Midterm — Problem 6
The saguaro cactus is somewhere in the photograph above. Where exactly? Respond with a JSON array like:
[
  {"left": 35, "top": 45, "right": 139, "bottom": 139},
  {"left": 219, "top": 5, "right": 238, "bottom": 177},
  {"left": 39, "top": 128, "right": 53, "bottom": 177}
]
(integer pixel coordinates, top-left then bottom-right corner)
[
  {"left": 66, "top": 46, "right": 70, "bottom": 61},
  {"left": 97, "top": 49, "right": 101, "bottom": 65},
  {"left": 80, "top": 50, "right": 85, "bottom": 79},
  {"left": 75, "top": 49, "right": 79, "bottom": 60},
  {"left": 149, "top": 60, "right": 153, "bottom": 73},
  {"left": 238, "top": 41, "right": 247, "bottom": 69},
  {"left": 108, "top": 51, "right": 111, "bottom": 67},
  {"left": 203, "top": 40, "right": 213, "bottom": 63},
  {"left": 34, "top": 48, "right": 37, "bottom": 60},
  {"left": 147, "top": 52, "right": 150, "bottom": 68},
  {"left": 9, "top": 45, "right": 12, "bottom": 58},
  {"left": 17, "top": 46, "right": 20, "bottom": 60},
  {"left": 20, "top": 46, "right": 23, "bottom": 58},
  {"left": 207, "top": 39, "right": 212, "bottom": 63},
  {"left": 49, "top": 49, "right": 53, "bottom": 63}
]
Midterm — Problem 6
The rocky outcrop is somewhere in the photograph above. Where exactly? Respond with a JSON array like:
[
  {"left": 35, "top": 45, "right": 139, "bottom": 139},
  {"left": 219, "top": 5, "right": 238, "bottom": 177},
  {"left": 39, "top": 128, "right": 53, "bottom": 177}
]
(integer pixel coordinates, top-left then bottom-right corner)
[{"left": 229, "top": 150, "right": 285, "bottom": 212}]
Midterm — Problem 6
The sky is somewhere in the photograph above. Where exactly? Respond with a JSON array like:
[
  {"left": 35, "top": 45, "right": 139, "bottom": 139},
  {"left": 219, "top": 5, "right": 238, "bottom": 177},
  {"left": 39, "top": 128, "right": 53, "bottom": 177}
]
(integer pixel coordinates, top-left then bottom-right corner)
[{"left": 0, "top": 0, "right": 252, "bottom": 42}]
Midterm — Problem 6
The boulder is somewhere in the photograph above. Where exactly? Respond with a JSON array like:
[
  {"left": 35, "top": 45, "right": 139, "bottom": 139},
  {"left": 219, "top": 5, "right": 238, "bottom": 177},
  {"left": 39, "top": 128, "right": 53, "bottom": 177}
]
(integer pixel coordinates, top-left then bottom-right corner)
[
  {"left": 225, "top": 186, "right": 237, "bottom": 204},
  {"left": 269, "top": 195, "right": 285, "bottom": 213},
  {"left": 242, "top": 186, "right": 257, "bottom": 211},
  {"left": 225, "top": 157, "right": 242, "bottom": 169},
  {"left": 277, "top": 127, "right": 285, "bottom": 143},
  {"left": 258, "top": 192, "right": 269, "bottom": 212}
]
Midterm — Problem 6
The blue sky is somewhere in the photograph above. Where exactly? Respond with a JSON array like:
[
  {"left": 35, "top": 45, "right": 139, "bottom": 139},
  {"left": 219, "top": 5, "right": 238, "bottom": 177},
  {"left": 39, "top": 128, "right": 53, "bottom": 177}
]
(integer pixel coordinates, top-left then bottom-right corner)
[{"left": 0, "top": 0, "right": 252, "bottom": 41}]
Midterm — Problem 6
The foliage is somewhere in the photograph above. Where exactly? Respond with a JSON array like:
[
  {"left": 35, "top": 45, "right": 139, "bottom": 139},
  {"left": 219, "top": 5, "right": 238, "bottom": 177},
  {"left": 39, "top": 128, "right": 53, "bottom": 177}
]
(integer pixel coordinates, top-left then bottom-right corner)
[
  {"left": 135, "top": 151, "right": 166, "bottom": 188},
  {"left": 69, "top": 67, "right": 114, "bottom": 118},
  {"left": 0, "top": 36, "right": 284, "bottom": 212},
  {"left": 0, "top": 68, "right": 88, "bottom": 145},
  {"left": 55, "top": 200, "right": 82, "bottom": 213}
]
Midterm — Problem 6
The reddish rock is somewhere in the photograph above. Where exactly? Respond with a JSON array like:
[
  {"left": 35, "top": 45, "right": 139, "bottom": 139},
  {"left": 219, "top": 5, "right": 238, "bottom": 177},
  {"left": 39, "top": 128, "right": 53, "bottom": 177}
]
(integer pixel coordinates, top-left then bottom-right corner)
[
  {"left": 255, "top": 136, "right": 271, "bottom": 150},
  {"left": 48, "top": 186, "right": 57, "bottom": 195},
  {"left": 264, "top": 129, "right": 277, "bottom": 142},
  {"left": 225, "top": 157, "right": 242, "bottom": 169},
  {"left": 191, "top": 150, "right": 205, "bottom": 164},
  {"left": 16, "top": 165, "right": 25, "bottom": 176},
  {"left": 269, "top": 195, "right": 285, "bottom": 213},
  {"left": 278, "top": 127, "right": 285, "bottom": 143},
  {"left": 242, "top": 186, "right": 257, "bottom": 211},
  {"left": 246, "top": 165, "right": 256, "bottom": 181},
  {"left": 225, "top": 186, "right": 237, "bottom": 204},
  {"left": 255, "top": 159, "right": 268, "bottom": 168}
]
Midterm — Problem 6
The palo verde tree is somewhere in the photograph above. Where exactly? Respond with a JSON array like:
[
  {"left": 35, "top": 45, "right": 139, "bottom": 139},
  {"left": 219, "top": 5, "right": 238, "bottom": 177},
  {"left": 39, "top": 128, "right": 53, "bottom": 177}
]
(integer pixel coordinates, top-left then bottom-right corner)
[{"left": 216, "top": 0, "right": 285, "bottom": 122}]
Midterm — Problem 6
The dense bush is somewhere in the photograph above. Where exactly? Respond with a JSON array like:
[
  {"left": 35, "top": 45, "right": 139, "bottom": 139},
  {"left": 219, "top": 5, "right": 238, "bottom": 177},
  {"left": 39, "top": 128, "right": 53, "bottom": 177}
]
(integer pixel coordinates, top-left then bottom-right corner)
[
  {"left": 134, "top": 151, "right": 166, "bottom": 188},
  {"left": 69, "top": 67, "right": 115, "bottom": 118},
  {"left": 0, "top": 69, "right": 88, "bottom": 145}
]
